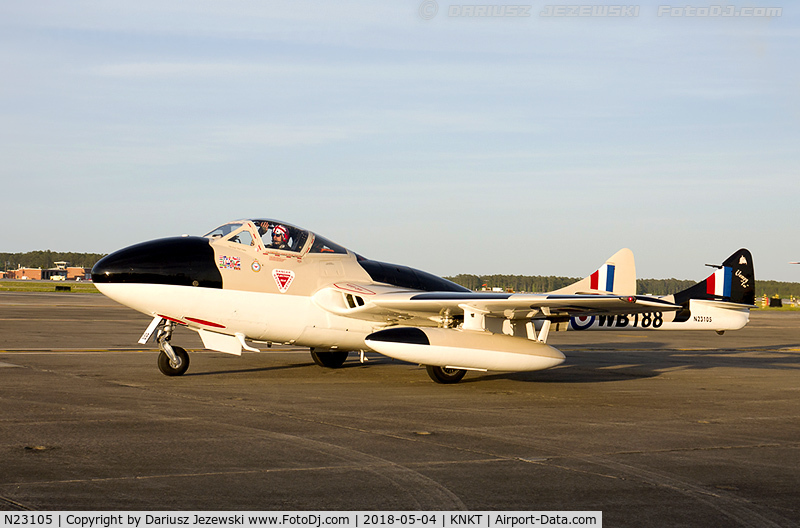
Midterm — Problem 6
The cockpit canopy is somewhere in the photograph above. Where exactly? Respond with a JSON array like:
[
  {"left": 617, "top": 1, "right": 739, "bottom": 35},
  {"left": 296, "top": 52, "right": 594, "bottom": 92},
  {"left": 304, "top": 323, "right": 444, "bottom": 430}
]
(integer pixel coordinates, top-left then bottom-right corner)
[{"left": 203, "top": 219, "right": 347, "bottom": 255}]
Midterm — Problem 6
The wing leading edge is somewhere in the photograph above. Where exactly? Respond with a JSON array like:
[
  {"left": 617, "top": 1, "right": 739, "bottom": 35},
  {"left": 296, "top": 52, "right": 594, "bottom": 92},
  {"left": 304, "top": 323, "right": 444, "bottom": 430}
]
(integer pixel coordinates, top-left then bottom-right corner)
[{"left": 368, "top": 291, "right": 680, "bottom": 321}]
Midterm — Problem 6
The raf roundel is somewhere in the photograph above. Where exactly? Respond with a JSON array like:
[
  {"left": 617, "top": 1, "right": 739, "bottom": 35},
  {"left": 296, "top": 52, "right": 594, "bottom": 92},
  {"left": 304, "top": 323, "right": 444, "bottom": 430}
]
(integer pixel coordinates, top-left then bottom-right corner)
[
  {"left": 251, "top": 260, "right": 261, "bottom": 273},
  {"left": 571, "top": 315, "right": 596, "bottom": 331}
]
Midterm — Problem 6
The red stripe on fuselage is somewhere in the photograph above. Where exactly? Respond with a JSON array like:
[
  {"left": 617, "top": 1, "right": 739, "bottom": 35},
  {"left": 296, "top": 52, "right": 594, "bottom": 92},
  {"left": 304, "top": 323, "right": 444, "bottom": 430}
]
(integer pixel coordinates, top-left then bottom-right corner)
[
  {"left": 184, "top": 317, "right": 226, "bottom": 329},
  {"left": 158, "top": 314, "right": 187, "bottom": 326}
]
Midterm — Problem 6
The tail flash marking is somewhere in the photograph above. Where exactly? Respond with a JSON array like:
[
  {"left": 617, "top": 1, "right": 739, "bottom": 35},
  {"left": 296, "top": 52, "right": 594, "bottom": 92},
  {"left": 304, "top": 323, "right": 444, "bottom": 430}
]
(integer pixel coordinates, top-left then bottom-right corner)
[
  {"left": 706, "top": 267, "right": 733, "bottom": 298},
  {"left": 591, "top": 264, "right": 615, "bottom": 291}
]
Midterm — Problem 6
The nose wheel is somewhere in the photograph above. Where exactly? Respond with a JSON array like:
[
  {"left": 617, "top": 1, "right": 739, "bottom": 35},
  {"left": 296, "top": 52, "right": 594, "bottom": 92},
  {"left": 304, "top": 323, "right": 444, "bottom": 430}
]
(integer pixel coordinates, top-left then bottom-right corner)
[
  {"left": 155, "top": 321, "right": 190, "bottom": 376},
  {"left": 158, "top": 346, "right": 189, "bottom": 376}
]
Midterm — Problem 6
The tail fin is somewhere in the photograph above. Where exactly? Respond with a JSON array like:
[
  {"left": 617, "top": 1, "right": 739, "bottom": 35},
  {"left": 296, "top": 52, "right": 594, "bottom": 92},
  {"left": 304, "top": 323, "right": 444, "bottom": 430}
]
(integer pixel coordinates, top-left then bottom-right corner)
[
  {"left": 674, "top": 249, "right": 755, "bottom": 306},
  {"left": 550, "top": 248, "right": 636, "bottom": 296}
]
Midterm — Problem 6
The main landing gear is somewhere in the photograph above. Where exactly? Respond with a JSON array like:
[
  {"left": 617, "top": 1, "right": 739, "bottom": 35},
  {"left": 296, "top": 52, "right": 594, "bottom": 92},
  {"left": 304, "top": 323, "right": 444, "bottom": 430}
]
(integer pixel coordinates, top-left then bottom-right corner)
[
  {"left": 310, "top": 348, "right": 350, "bottom": 368},
  {"left": 156, "top": 321, "right": 190, "bottom": 376},
  {"left": 425, "top": 365, "right": 467, "bottom": 384}
]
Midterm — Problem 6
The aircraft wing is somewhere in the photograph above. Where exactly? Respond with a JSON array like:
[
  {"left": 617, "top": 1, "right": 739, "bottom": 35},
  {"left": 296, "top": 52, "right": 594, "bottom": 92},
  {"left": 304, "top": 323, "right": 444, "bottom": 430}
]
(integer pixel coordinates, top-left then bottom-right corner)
[
  {"left": 314, "top": 284, "right": 681, "bottom": 324},
  {"left": 370, "top": 291, "right": 681, "bottom": 320}
]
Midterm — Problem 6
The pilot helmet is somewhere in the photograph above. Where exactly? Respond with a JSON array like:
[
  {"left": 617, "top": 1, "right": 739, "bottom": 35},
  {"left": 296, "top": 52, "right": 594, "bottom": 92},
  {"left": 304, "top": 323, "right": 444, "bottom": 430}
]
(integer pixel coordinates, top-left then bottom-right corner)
[{"left": 273, "top": 225, "right": 289, "bottom": 243}]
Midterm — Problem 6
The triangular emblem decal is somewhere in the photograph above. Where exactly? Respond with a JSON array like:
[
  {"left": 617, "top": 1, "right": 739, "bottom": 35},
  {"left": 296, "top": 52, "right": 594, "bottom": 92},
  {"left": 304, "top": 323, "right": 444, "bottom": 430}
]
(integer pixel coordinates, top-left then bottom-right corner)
[{"left": 272, "top": 269, "right": 295, "bottom": 293}]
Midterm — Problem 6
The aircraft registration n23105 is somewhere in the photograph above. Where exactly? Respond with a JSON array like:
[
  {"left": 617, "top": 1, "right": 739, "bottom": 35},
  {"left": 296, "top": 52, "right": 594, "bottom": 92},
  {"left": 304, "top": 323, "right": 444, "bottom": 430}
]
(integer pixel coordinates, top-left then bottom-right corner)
[{"left": 92, "top": 219, "right": 755, "bottom": 383}]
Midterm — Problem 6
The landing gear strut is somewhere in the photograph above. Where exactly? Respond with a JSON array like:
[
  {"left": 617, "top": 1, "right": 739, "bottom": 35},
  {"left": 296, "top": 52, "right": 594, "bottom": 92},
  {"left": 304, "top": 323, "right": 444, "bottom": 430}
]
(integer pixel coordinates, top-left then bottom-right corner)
[{"left": 156, "top": 321, "right": 190, "bottom": 376}]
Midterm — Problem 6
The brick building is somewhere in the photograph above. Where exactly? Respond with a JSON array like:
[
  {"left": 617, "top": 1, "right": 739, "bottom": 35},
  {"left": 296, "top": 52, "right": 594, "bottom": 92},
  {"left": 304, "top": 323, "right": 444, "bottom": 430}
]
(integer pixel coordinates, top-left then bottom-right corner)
[
  {"left": 5, "top": 265, "right": 90, "bottom": 281},
  {"left": 6, "top": 268, "right": 43, "bottom": 280}
]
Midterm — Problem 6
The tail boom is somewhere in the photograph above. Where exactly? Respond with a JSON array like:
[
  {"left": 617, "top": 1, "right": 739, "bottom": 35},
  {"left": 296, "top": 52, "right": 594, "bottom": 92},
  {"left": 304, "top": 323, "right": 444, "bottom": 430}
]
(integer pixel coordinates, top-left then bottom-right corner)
[{"left": 561, "top": 248, "right": 754, "bottom": 333}]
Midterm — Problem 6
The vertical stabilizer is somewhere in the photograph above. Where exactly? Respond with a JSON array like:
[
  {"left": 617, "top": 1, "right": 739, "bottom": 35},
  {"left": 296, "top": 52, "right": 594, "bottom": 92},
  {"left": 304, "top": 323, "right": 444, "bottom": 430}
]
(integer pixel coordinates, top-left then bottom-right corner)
[
  {"left": 674, "top": 249, "right": 755, "bottom": 306},
  {"left": 550, "top": 248, "right": 636, "bottom": 296}
]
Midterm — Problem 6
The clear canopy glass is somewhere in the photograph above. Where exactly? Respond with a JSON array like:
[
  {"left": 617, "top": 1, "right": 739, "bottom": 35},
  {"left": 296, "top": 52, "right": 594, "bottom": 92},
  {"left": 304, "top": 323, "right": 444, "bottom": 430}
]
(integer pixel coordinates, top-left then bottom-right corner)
[{"left": 204, "top": 219, "right": 347, "bottom": 254}]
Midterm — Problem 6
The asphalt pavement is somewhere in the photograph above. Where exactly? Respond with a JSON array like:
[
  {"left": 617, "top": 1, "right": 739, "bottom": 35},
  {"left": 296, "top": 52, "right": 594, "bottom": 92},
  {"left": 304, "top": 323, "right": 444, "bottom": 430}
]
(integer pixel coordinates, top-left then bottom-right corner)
[{"left": 1, "top": 292, "right": 799, "bottom": 527}]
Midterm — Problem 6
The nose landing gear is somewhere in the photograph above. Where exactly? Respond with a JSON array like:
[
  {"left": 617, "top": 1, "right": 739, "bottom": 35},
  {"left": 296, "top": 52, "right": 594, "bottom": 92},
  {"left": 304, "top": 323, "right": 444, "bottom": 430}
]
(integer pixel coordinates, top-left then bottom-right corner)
[{"left": 156, "top": 321, "right": 190, "bottom": 376}]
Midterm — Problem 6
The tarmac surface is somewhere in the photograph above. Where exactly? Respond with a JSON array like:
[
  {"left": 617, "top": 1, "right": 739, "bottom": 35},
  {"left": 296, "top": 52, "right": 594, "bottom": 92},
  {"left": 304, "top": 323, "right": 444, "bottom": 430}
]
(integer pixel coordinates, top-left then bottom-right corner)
[{"left": 1, "top": 291, "right": 800, "bottom": 526}]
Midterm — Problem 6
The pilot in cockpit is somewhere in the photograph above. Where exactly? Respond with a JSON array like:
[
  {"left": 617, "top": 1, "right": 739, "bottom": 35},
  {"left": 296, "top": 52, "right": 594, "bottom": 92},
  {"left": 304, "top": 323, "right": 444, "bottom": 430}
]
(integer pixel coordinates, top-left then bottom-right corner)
[{"left": 267, "top": 224, "right": 290, "bottom": 250}]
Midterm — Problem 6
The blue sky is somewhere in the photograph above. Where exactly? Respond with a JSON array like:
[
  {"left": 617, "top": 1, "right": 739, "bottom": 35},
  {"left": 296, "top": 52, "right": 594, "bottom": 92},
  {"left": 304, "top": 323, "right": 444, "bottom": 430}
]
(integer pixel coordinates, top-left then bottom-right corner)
[{"left": 2, "top": 1, "right": 798, "bottom": 282}]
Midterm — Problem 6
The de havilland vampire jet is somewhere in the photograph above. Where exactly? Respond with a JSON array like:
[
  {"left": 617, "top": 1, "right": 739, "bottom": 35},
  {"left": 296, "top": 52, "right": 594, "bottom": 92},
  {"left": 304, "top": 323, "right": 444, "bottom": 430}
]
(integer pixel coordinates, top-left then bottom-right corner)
[{"left": 92, "top": 219, "right": 755, "bottom": 383}]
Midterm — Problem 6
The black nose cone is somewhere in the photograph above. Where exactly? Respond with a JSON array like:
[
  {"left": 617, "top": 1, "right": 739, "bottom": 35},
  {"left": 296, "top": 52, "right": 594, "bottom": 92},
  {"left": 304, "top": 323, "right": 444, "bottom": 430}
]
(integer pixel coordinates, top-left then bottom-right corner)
[{"left": 92, "top": 236, "right": 222, "bottom": 288}]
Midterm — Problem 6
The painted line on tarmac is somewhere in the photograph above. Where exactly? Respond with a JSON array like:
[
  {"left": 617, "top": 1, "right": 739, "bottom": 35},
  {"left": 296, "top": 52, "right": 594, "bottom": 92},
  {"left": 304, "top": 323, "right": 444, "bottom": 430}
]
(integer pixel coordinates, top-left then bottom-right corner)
[
  {"left": 0, "top": 494, "right": 33, "bottom": 511},
  {"left": 0, "top": 349, "right": 157, "bottom": 354},
  {"left": 0, "top": 347, "right": 307, "bottom": 354}
]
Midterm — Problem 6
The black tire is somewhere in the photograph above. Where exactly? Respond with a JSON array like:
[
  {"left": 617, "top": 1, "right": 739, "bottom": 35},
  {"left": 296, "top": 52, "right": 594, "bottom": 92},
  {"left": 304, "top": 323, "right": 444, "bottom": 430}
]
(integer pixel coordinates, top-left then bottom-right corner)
[
  {"left": 310, "top": 349, "right": 349, "bottom": 368},
  {"left": 157, "top": 346, "right": 189, "bottom": 376},
  {"left": 426, "top": 365, "right": 466, "bottom": 384}
]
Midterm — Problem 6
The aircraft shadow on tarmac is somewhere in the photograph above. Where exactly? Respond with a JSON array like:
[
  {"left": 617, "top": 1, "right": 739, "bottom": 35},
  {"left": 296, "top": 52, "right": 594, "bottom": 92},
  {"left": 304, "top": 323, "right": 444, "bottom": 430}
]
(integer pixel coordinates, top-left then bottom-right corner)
[
  {"left": 178, "top": 345, "right": 800, "bottom": 384},
  {"left": 183, "top": 363, "right": 314, "bottom": 377},
  {"left": 182, "top": 353, "right": 397, "bottom": 378},
  {"left": 483, "top": 345, "right": 800, "bottom": 384}
]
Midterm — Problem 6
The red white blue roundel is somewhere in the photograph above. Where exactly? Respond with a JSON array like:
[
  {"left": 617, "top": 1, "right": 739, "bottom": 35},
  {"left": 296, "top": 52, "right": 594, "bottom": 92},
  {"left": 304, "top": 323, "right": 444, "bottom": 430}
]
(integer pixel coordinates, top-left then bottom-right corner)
[{"left": 571, "top": 315, "right": 596, "bottom": 330}]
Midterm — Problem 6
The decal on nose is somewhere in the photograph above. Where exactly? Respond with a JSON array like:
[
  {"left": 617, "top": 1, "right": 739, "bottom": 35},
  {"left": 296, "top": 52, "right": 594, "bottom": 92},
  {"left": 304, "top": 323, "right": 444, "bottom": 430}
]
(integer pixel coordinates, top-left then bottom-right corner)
[{"left": 92, "top": 236, "right": 223, "bottom": 288}]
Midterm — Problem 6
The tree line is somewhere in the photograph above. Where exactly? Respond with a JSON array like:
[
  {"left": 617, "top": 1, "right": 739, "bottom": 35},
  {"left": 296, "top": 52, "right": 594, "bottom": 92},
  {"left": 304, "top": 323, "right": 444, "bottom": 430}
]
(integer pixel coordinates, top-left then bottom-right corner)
[{"left": 1, "top": 251, "right": 107, "bottom": 271}]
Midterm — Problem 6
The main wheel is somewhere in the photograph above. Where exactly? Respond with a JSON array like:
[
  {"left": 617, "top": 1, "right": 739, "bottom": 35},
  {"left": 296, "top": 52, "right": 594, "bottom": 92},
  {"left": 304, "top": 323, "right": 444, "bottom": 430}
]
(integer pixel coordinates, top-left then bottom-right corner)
[
  {"left": 157, "top": 346, "right": 189, "bottom": 376},
  {"left": 310, "top": 349, "right": 349, "bottom": 368},
  {"left": 426, "top": 365, "right": 466, "bottom": 384}
]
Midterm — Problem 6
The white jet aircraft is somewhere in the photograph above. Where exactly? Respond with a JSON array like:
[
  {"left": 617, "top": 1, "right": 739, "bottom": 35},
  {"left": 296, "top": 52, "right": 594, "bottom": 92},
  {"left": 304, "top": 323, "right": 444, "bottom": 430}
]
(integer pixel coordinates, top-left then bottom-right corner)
[{"left": 92, "top": 219, "right": 754, "bottom": 383}]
